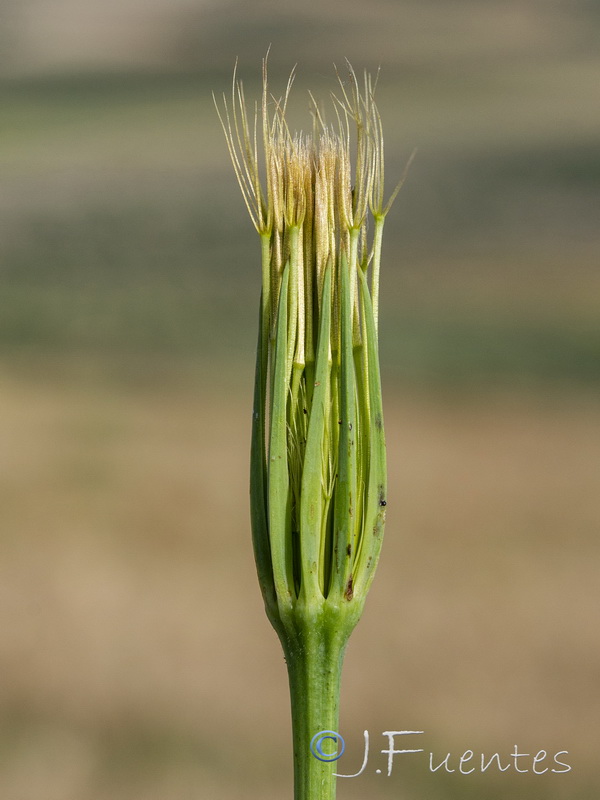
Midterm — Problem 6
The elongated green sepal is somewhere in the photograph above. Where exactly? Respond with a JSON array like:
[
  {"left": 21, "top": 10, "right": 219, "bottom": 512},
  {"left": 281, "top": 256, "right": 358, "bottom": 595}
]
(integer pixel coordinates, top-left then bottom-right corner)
[
  {"left": 250, "top": 298, "right": 279, "bottom": 624},
  {"left": 354, "top": 266, "right": 387, "bottom": 597},
  {"left": 331, "top": 252, "right": 358, "bottom": 602},
  {"left": 268, "top": 263, "right": 293, "bottom": 610},
  {"left": 299, "top": 263, "right": 332, "bottom": 601}
]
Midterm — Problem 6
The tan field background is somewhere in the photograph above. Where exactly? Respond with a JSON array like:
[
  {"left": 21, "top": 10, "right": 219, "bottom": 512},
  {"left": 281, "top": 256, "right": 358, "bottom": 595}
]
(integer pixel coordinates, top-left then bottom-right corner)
[{"left": 1, "top": 1, "right": 599, "bottom": 799}]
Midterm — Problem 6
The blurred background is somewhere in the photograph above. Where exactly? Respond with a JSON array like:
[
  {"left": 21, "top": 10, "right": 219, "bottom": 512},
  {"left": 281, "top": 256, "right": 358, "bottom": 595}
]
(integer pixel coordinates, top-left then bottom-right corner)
[{"left": 1, "top": 1, "right": 599, "bottom": 798}]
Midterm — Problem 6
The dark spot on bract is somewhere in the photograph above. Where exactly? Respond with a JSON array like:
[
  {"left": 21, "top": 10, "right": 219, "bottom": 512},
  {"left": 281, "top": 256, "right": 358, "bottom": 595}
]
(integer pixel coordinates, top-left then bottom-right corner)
[
  {"left": 346, "top": 544, "right": 352, "bottom": 556},
  {"left": 379, "top": 499, "right": 387, "bottom": 507},
  {"left": 344, "top": 576, "right": 354, "bottom": 601}
]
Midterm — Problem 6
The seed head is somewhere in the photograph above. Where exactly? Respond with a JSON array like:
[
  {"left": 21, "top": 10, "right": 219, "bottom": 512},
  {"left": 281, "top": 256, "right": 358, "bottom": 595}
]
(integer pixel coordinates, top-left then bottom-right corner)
[{"left": 215, "top": 58, "right": 406, "bottom": 635}]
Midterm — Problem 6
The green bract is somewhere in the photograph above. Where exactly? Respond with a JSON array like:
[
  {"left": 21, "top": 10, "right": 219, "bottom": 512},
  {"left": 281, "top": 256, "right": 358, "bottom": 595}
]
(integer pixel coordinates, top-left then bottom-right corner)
[{"left": 215, "top": 59, "right": 405, "bottom": 800}]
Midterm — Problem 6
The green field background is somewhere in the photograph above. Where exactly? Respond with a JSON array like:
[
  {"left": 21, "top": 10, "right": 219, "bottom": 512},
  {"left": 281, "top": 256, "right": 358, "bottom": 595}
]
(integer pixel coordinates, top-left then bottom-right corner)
[{"left": 1, "top": 2, "right": 599, "bottom": 798}]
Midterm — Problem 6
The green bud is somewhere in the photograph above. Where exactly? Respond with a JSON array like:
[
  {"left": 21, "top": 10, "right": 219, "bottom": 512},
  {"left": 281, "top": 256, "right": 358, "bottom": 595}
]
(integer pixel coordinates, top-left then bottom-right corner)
[{"left": 216, "top": 57, "right": 405, "bottom": 800}]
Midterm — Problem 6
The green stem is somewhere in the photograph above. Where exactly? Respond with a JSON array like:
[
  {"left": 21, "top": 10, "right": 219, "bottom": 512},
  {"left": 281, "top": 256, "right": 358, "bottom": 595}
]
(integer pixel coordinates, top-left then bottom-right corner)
[{"left": 282, "top": 617, "right": 349, "bottom": 800}]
